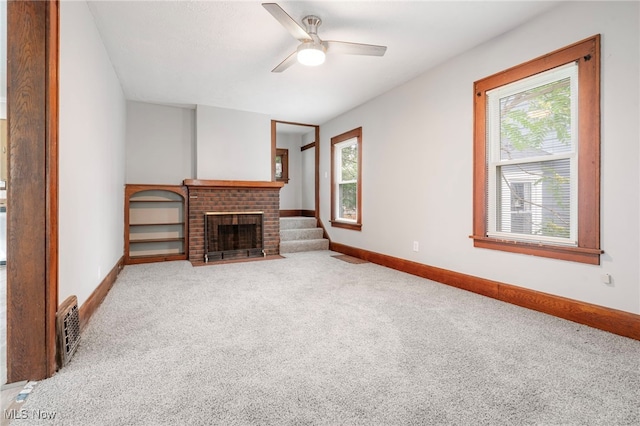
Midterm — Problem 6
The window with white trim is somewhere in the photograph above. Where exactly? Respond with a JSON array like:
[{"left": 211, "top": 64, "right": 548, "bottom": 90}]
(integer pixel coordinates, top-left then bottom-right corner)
[{"left": 487, "top": 63, "right": 578, "bottom": 246}]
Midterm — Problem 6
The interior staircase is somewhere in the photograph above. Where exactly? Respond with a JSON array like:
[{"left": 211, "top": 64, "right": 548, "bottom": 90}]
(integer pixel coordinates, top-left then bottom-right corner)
[{"left": 279, "top": 217, "right": 329, "bottom": 253}]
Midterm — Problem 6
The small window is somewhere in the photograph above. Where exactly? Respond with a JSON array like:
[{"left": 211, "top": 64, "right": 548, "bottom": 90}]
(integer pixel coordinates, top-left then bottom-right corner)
[
  {"left": 472, "top": 35, "right": 602, "bottom": 264},
  {"left": 331, "top": 127, "right": 362, "bottom": 230},
  {"left": 275, "top": 148, "right": 289, "bottom": 183}
]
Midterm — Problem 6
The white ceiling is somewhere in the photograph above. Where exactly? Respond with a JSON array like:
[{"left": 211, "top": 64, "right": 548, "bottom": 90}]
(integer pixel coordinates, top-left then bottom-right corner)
[{"left": 86, "top": 1, "right": 560, "bottom": 125}]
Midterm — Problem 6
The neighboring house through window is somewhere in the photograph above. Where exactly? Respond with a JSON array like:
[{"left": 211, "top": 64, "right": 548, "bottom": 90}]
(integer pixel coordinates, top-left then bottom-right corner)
[
  {"left": 331, "top": 127, "right": 362, "bottom": 230},
  {"left": 509, "top": 181, "right": 533, "bottom": 235},
  {"left": 472, "top": 35, "right": 602, "bottom": 264}
]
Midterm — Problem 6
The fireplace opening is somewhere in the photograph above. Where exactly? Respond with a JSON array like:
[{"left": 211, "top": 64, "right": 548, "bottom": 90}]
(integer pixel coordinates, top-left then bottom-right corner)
[{"left": 205, "top": 212, "right": 264, "bottom": 261}]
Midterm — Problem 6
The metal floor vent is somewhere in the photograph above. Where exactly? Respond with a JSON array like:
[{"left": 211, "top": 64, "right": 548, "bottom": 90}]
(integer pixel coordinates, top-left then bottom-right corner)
[{"left": 56, "top": 295, "right": 81, "bottom": 367}]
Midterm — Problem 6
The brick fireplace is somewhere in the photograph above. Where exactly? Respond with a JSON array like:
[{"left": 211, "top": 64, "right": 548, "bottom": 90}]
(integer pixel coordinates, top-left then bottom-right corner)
[{"left": 184, "top": 180, "right": 284, "bottom": 265}]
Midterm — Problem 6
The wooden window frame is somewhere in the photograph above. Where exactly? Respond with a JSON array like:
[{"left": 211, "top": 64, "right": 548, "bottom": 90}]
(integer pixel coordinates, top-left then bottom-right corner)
[
  {"left": 471, "top": 35, "right": 602, "bottom": 265},
  {"left": 330, "top": 127, "right": 362, "bottom": 231},
  {"left": 275, "top": 148, "right": 289, "bottom": 183}
]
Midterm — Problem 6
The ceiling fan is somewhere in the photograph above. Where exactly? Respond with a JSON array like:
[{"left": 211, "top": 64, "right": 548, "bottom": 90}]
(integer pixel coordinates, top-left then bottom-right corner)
[{"left": 262, "top": 2, "right": 387, "bottom": 72}]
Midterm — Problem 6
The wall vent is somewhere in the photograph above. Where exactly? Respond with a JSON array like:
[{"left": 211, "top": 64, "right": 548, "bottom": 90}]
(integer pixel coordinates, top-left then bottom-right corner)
[{"left": 56, "top": 295, "right": 81, "bottom": 367}]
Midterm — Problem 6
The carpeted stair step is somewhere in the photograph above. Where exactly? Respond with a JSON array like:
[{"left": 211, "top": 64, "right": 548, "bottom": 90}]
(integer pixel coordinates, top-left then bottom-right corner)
[
  {"left": 280, "top": 227, "right": 324, "bottom": 242},
  {"left": 279, "top": 216, "right": 329, "bottom": 253},
  {"left": 280, "top": 238, "right": 329, "bottom": 253},
  {"left": 280, "top": 217, "right": 318, "bottom": 230}
]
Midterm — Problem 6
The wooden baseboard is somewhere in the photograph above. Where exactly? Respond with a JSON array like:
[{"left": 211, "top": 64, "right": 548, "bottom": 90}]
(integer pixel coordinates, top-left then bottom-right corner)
[
  {"left": 317, "top": 217, "right": 331, "bottom": 242},
  {"left": 279, "top": 209, "right": 302, "bottom": 217},
  {"left": 280, "top": 209, "right": 316, "bottom": 217},
  {"left": 78, "top": 256, "right": 124, "bottom": 331},
  {"left": 330, "top": 242, "right": 640, "bottom": 341}
]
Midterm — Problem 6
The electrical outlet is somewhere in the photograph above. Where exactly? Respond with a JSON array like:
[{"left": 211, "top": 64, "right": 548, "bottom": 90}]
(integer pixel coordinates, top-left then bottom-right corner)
[{"left": 413, "top": 241, "right": 419, "bottom": 252}]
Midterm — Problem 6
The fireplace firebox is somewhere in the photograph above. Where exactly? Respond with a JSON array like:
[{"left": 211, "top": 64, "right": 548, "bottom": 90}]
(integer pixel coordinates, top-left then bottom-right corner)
[{"left": 204, "top": 212, "right": 264, "bottom": 261}]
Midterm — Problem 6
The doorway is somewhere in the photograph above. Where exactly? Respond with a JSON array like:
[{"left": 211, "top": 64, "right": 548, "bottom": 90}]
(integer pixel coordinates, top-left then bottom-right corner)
[{"left": 271, "top": 120, "right": 319, "bottom": 218}]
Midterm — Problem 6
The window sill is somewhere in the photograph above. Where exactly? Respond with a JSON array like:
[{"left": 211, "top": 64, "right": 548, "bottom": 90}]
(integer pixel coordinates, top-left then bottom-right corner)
[
  {"left": 470, "top": 235, "right": 603, "bottom": 265},
  {"left": 330, "top": 220, "right": 362, "bottom": 231}
]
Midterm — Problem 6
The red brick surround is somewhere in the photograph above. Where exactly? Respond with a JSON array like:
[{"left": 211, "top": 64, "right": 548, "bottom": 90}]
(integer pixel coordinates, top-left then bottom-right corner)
[{"left": 184, "top": 180, "right": 284, "bottom": 265}]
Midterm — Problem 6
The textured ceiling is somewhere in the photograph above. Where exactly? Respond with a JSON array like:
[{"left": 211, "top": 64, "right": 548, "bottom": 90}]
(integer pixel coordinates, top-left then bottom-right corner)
[{"left": 86, "top": 1, "right": 560, "bottom": 125}]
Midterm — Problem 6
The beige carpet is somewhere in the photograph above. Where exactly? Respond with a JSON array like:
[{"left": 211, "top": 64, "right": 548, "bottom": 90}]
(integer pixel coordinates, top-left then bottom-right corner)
[{"left": 17, "top": 251, "right": 640, "bottom": 425}]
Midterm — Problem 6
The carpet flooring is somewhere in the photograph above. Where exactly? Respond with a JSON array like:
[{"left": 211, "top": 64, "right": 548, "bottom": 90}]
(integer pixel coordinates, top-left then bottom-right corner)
[{"left": 18, "top": 251, "right": 640, "bottom": 425}]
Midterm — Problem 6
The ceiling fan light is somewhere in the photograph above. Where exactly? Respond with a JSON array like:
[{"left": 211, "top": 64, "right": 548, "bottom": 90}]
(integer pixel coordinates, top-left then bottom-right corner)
[{"left": 297, "top": 43, "right": 326, "bottom": 66}]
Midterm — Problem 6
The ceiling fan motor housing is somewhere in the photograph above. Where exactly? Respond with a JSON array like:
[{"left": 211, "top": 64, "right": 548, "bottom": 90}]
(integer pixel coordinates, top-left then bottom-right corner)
[{"left": 302, "top": 15, "right": 322, "bottom": 36}]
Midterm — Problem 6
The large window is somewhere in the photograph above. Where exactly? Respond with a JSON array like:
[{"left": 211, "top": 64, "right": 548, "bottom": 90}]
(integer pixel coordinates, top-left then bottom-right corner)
[
  {"left": 472, "top": 35, "right": 602, "bottom": 264},
  {"left": 331, "top": 127, "right": 362, "bottom": 230}
]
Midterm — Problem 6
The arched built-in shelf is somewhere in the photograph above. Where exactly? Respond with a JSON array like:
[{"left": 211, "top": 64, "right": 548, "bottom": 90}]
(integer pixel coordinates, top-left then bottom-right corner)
[{"left": 124, "top": 184, "right": 188, "bottom": 264}]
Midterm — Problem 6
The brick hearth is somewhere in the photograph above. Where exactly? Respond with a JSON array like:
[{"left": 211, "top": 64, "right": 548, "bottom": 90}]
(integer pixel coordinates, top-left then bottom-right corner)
[{"left": 184, "top": 179, "right": 284, "bottom": 265}]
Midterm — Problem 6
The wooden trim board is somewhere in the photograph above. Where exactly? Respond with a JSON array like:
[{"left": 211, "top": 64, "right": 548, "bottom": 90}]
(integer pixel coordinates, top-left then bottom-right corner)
[
  {"left": 6, "top": 0, "right": 59, "bottom": 382},
  {"left": 301, "top": 141, "right": 315, "bottom": 152},
  {"left": 280, "top": 210, "right": 303, "bottom": 217},
  {"left": 79, "top": 257, "right": 124, "bottom": 331},
  {"left": 330, "top": 242, "right": 640, "bottom": 341},
  {"left": 279, "top": 210, "right": 315, "bottom": 218},
  {"left": 184, "top": 179, "right": 284, "bottom": 189}
]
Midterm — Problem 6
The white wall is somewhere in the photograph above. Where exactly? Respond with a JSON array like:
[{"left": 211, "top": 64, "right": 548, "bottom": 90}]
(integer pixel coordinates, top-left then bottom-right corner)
[
  {"left": 126, "top": 101, "right": 195, "bottom": 184},
  {"left": 301, "top": 130, "right": 315, "bottom": 211},
  {"left": 320, "top": 1, "right": 640, "bottom": 315},
  {"left": 59, "top": 1, "right": 126, "bottom": 306},
  {"left": 277, "top": 132, "right": 302, "bottom": 210},
  {"left": 301, "top": 149, "right": 315, "bottom": 211},
  {"left": 196, "top": 105, "right": 271, "bottom": 181}
]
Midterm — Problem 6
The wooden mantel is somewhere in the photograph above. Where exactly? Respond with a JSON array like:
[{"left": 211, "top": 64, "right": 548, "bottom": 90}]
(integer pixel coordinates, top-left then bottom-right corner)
[{"left": 184, "top": 179, "right": 284, "bottom": 189}]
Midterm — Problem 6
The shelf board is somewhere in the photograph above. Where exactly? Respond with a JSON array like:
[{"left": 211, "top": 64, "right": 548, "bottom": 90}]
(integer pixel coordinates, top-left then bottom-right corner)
[
  {"left": 129, "top": 238, "right": 185, "bottom": 244},
  {"left": 127, "top": 253, "right": 187, "bottom": 263}
]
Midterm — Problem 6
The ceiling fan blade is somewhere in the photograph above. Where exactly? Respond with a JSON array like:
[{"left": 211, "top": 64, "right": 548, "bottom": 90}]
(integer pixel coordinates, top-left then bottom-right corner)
[
  {"left": 262, "top": 3, "right": 311, "bottom": 42},
  {"left": 323, "top": 41, "right": 387, "bottom": 57},
  {"left": 272, "top": 51, "right": 298, "bottom": 73}
]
